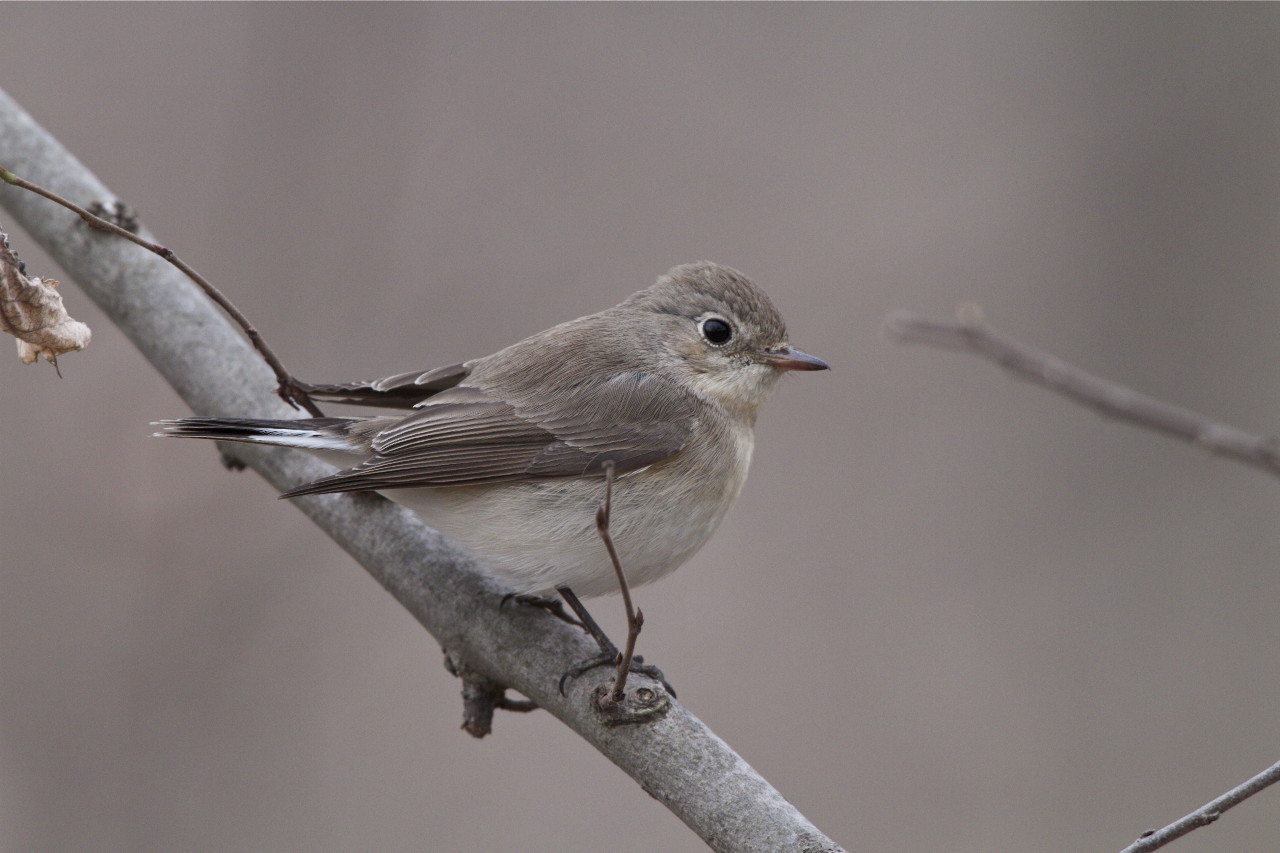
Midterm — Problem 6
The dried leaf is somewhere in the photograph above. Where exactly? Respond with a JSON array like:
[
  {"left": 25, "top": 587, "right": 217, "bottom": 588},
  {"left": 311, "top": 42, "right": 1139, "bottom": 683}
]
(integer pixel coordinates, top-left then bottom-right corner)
[{"left": 0, "top": 224, "right": 91, "bottom": 370}]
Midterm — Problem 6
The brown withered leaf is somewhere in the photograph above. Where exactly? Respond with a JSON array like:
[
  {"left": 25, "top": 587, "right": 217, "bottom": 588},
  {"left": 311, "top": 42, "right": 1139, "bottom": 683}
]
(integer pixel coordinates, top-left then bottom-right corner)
[{"left": 0, "top": 225, "right": 91, "bottom": 371}]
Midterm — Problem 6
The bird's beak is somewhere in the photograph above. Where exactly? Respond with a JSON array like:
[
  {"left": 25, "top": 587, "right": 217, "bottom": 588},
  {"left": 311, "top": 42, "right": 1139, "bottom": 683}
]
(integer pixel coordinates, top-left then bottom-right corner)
[{"left": 757, "top": 346, "right": 829, "bottom": 371}]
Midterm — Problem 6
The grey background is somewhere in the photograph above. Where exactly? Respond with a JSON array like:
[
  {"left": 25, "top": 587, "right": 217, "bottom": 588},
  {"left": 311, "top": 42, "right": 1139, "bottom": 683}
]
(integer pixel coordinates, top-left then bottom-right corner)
[{"left": 3, "top": 5, "right": 1280, "bottom": 852}]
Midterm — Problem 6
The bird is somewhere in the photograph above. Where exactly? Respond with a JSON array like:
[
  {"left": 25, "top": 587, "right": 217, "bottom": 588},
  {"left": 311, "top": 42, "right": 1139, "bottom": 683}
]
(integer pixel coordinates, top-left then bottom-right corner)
[{"left": 157, "top": 261, "right": 826, "bottom": 611}]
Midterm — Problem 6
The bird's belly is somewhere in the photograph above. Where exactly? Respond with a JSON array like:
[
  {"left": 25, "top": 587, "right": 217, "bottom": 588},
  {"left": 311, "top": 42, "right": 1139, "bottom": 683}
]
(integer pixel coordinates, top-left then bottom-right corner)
[{"left": 386, "top": 440, "right": 750, "bottom": 598}]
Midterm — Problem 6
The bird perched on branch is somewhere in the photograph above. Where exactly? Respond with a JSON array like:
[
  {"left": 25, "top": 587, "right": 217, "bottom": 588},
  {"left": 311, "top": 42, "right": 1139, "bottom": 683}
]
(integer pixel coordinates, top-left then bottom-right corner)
[{"left": 158, "top": 262, "right": 827, "bottom": 690}]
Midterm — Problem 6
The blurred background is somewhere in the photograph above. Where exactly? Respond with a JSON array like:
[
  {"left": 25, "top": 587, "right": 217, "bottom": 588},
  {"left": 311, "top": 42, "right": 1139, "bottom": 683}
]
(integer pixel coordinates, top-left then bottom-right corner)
[{"left": 3, "top": 5, "right": 1280, "bottom": 852}]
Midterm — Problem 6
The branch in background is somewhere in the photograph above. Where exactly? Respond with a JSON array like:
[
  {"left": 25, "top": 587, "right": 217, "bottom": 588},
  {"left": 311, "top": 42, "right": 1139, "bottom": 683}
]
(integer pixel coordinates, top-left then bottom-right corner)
[
  {"left": 0, "top": 87, "right": 844, "bottom": 853},
  {"left": 886, "top": 306, "right": 1280, "bottom": 850},
  {"left": 1117, "top": 759, "right": 1280, "bottom": 853},
  {"left": 0, "top": 165, "right": 322, "bottom": 416},
  {"left": 885, "top": 305, "right": 1280, "bottom": 481}
]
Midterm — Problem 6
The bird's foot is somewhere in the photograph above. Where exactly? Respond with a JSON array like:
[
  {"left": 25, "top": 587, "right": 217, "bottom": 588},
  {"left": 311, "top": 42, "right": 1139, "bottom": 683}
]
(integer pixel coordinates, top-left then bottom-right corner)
[
  {"left": 501, "top": 592, "right": 584, "bottom": 629},
  {"left": 558, "top": 649, "right": 675, "bottom": 699}
]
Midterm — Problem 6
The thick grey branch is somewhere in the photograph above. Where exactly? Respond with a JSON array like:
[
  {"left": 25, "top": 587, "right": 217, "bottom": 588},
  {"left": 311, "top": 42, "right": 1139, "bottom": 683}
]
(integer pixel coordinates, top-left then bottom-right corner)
[
  {"left": 0, "top": 88, "right": 844, "bottom": 853},
  {"left": 885, "top": 307, "right": 1280, "bottom": 480},
  {"left": 1117, "top": 759, "right": 1280, "bottom": 853}
]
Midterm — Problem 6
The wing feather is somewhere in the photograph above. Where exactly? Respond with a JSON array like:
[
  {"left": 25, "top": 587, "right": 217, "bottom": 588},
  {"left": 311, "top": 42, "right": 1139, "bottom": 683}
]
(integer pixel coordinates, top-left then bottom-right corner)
[
  {"left": 298, "top": 362, "right": 472, "bottom": 409},
  {"left": 279, "top": 371, "right": 698, "bottom": 497}
]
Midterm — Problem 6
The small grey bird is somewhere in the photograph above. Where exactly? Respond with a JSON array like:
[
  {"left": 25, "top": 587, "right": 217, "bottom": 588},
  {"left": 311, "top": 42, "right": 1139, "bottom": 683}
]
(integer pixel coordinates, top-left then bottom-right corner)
[{"left": 158, "top": 262, "right": 827, "bottom": 602}]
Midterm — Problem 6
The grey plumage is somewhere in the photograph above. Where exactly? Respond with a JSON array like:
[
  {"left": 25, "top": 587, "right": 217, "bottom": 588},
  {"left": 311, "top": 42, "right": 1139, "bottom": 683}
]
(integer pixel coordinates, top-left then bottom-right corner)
[{"left": 157, "top": 261, "right": 826, "bottom": 597}]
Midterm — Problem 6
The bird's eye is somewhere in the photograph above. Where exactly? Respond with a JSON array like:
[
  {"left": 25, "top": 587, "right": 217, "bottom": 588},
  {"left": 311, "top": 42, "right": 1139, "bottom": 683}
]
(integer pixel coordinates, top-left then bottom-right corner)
[{"left": 699, "top": 317, "right": 733, "bottom": 346}]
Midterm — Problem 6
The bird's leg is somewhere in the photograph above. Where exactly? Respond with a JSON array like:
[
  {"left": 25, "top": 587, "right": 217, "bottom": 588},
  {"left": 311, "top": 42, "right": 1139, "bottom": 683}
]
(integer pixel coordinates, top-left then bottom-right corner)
[
  {"left": 556, "top": 585, "right": 661, "bottom": 696},
  {"left": 555, "top": 461, "right": 674, "bottom": 701},
  {"left": 555, "top": 586, "right": 618, "bottom": 655}
]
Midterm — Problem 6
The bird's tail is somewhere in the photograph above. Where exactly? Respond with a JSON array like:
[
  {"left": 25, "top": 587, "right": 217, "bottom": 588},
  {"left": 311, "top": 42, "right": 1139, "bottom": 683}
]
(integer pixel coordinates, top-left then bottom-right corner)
[{"left": 153, "top": 417, "right": 370, "bottom": 453}]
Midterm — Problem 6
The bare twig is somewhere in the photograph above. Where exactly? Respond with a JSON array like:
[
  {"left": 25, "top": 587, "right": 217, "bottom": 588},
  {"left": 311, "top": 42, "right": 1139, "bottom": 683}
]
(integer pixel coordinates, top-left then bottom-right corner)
[
  {"left": 887, "top": 306, "right": 1280, "bottom": 851},
  {"left": 885, "top": 305, "right": 1280, "bottom": 480},
  {"left": 0, "top": 165, "right": 322, "bottom": 416},
  {"left": 552, "top": 461, "right": 670, "bottom": 713},
  {"left": 1118, "top": 759, "right": 1280, "bottom": 853},
  {"left": 596, "top": 460, "right": 644, "bottom": 706}
]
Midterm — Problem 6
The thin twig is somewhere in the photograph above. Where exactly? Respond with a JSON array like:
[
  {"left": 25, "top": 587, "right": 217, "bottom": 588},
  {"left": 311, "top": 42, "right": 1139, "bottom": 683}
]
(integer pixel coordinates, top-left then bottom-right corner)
[
  {"left": 1117, "top": 759, "right": 1280, "bottom": 853},
  {"left": 0, "top": 165, "right": 323, "bottom": 416},
  {"left": 885, "top": 305, "right": 1280, "bottom": 481},
  {"left": 595, "top": 460, "right": 644, "bottom": 706},
  {"left": 886, "top": 306, "right": 1280, "bottom": 851}
]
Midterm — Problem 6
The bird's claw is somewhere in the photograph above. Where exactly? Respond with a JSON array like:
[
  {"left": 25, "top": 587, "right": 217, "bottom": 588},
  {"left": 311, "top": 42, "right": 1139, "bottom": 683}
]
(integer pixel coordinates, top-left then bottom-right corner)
[{"left": 558, "top": 651, "right": 675, "bottom": 698}]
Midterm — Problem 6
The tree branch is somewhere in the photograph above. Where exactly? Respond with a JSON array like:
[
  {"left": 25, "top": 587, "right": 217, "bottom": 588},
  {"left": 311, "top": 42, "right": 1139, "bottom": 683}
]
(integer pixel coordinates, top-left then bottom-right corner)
[
  {"left": 885, "top": 306, "right": 1280, "bottom": 481},
  {"left": 1117, "top": 759, "right": 1280, "bottom": 853},
  {"left": 886, "top": 306, "right": 1280, "bottom": 850},
  {"left": 0, "top": 87, "right": 844, "bottom": 853}
]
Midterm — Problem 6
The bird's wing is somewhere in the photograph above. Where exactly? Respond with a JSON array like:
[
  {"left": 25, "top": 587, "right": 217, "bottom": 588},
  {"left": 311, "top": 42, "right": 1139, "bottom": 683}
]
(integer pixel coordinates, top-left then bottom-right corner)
[
  {"left": 280, "top": 371, "right": 696, "bottom": 496},
  {"left": 297, "top": 362, "right": 472, "bottom": 409}
]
